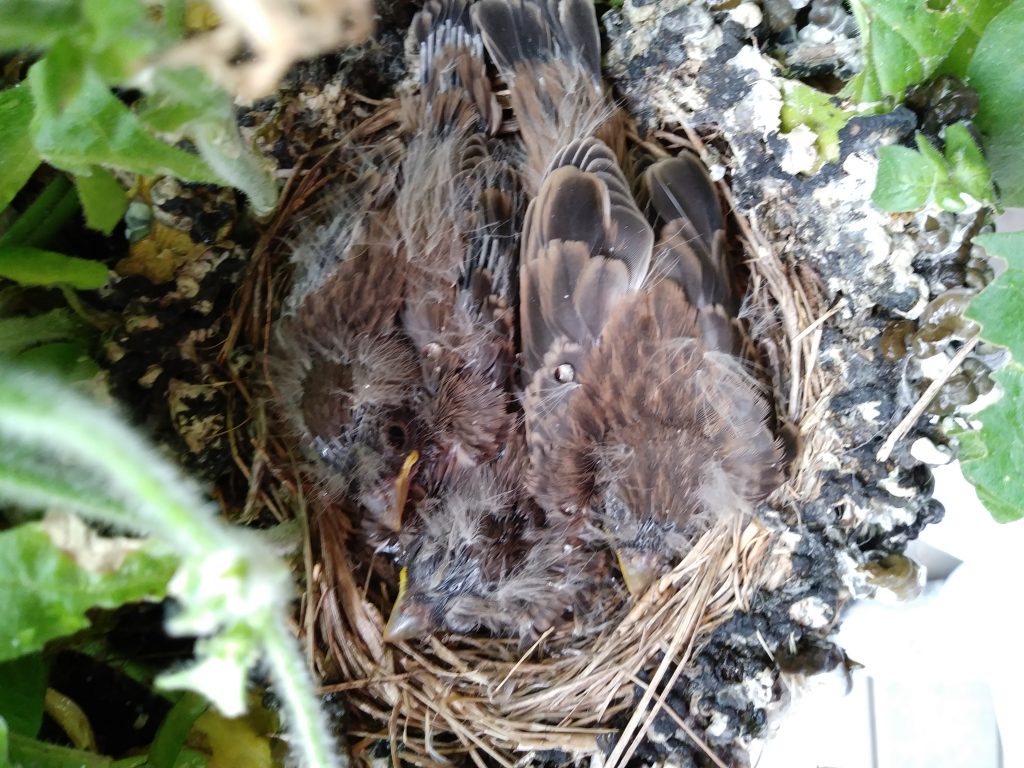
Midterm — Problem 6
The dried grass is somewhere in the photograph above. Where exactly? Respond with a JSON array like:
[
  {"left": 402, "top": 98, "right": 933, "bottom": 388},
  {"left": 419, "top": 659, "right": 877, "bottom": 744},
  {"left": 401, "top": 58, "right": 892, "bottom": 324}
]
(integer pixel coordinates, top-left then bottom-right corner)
[{"left": 312, "top": 510, "right": 780, "bottom": 767}]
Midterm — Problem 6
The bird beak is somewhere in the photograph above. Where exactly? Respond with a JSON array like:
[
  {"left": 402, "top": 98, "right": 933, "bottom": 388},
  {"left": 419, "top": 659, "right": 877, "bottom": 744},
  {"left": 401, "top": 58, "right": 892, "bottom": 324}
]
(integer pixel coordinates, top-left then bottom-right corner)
[
  {"left": 616, "top": 550, "right": 658, "bottom": 598},
  {"left": 383, "top": 450, "right": 419, "bottom": 532},
  {"left": 384, "top": 567, "right": 429, "bottom": 643}
]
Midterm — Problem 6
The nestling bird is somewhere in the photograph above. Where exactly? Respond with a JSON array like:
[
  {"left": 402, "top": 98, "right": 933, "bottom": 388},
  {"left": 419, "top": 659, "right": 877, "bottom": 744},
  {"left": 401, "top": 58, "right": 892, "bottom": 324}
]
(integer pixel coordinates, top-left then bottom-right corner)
[
  {"left": 384, "top": 436, "right": 604, "bottom": 643},
  {"left": 474, "top": 0, "right": 784, "bottom": 596},
  {"left": 275, "top": 0, "right": 521, "bottom": 537}
]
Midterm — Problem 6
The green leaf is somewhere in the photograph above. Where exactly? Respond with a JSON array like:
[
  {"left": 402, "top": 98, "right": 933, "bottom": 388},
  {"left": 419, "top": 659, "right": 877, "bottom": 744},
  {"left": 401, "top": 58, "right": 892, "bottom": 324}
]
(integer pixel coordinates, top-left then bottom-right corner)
[
  {"left": 943, "top": 123, "right": 993, "bottom": 203},
  {"left": 967, "top": 232, "right": 1024, "bottom": 360},
  {"left": 138, "top": 68, "right": 279, "bottom": 215},
  {"left": 0, "top": 655, "right": 46, "bottom": 737},
  {"left": 846, "top": 0, "right": 979, "bottom": 103},
  {"left": 190, "top": 121, "right": 279, "bottom": 216},
  {"left": 0, "top": 0, "right": 80, "bottom": 50},
  {"left": 958, "top": 366, "right": 1024, "bottom": 522},
  {"left": 73, "top": 167, "right": 128, "bottom": 235},
  {"left": 137, "top": 67, "right": 233, "bottom": 133},
  {"left": 81, "top": 0, "right": 159, "bottom": 82},
  {"left": 914, "top": 133, "right": 948, "bottom": 174},
  {"left": 0, "top": 519, "right": 177, "bottom": 661},
  {"left": 0, "top": 309, "right": 86, "bottom": 356},
  {"left": 872, "top": 124, "right": 993, "bottom": 212},
  {"left": 779, "top": 81, "right": 856, "bottom": 166},
  {"left": 0, "top": 717, "right": 8, "bottom": 768},
  {"left": 967, "top": 0, "right": 1024, "bottom": 206},
  {"left": 26, "top": 39, "right": 224, "bottom": 183},
  {"left": 0, "top": 371, "right": 343, "bottom": 767},
  {"left": 0, "top": 86, "right": 42, "bottom": 213},
  {"left": 872, "top": 145, "right": 938, "bottom": 211},
  {"left": 0, "top": 246, "right": 108, "bottom": 289},
  {"left": 0, "top": 175, "right": 79, "bottom": 250},
  {"left": 938, "top": 0, "right": 1012, "bottom": 76},
  {"left": 15, "top": 341, "right": 99, "bottom": 381},
  {"left": 959, "top": 231, "right": 1024, "bottom": 523},
  {"left": 148, "top": 693, "right": 209, "bottom": 768},
  {"left": 8, "top": 730, "right": 145, "bottom": 767}
]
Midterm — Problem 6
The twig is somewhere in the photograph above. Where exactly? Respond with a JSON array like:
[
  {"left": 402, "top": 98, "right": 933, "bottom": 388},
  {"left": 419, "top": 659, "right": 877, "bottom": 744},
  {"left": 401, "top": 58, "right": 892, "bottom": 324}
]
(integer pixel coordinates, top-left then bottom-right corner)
[{"left": 876, "top": 336, "right": 980, "bottom": 462}]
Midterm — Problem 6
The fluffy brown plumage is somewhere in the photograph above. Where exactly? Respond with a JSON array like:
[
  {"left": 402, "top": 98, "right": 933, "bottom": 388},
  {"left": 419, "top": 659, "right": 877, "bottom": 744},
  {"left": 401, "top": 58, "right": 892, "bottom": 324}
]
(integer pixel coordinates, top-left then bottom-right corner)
[
  {"left": 521, "top": 148, "right": 783, "bottom": 594},
  {"left": 470, "top": 0, "right": 781, "bottom": 598},
  {"left": 472, "top": 0, "right": 626, "bottom": 188},
  {"left": 281, "top": 0, "right": 784, "bottom": 644},
  {"left": 275, "top": 0, "right": 520, "bottom": 536},
  {"left": 385, "top": 438, "right": 603, "bottom": 643}
]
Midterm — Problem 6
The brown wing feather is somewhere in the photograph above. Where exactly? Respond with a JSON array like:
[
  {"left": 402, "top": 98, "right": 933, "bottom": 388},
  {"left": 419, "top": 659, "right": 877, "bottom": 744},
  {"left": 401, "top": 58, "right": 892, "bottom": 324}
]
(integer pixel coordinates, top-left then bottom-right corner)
[
  {"left": 412, "top": 0, "right": 502, "bottom": 134},
  {"left": 519, "top": 138, "right": 653, "bottom": 376},
  {"left": 471, "top": 0, "right": 611, "bottom": 184},
  {"left": 643, "top": 156, "right": 753, "bottom": 357}
]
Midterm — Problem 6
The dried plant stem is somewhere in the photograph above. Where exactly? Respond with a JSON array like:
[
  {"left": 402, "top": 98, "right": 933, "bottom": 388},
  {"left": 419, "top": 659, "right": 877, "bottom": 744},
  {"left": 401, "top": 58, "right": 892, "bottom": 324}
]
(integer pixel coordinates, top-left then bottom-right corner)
[{"left": 877, "top": 335, "right": 980, "bottom": 461}]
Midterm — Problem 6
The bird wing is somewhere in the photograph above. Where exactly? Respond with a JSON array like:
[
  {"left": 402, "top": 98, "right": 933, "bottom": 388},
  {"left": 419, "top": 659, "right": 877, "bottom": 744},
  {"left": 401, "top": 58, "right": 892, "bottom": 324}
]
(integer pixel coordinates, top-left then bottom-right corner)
[
  {"left": 471, "top": 0, "right": 613, "bottom": 186},
  {"left": 520, "top": 137, "right": 653, "bottom": 375},
  {"left": 470, "top": 0, "right": 600, "bottom": 78},
  {"left": 398, "top": 2, "right": 526, "bottom": 476},
  {"left": 519, "top": 137, "right": 654, "bottom": 511},
  {"left": 643, "top": 157, "right": 782, "bottom": 501},
  {"left": 642, "top": 155, "right": 752, "bottom": 358}
]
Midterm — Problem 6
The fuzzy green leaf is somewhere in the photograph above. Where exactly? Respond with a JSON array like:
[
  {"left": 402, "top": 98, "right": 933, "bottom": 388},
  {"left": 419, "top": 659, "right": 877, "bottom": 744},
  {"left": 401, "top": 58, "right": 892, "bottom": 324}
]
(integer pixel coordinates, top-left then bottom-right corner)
[
  {"left": 967, "top": 0, "right": 1024, "bottom": 206},
  {"left": 137, "top": 68, "right": 279, "bottom": 215},
  {"left": 137, "top": 67, "right": 233, "bottom": 133},
  {"left": 26, "top": 39, "right": 224, "bottom": 183},
  {"left": 73, "top": 166, "right": 128, "bottom": 235},
  {"left": 0, "top": 86, "right": 42, "bottom": 212},
  {"left": 0, "top": 655, "right": 45, "bottom": 737},
  {"left": 0, "top": 246, "right": 108, "bottom": 289},
  {"left": 0, "top": 309, "right": 86, "bottom": 355},
  {"left": 968, "top": 232, "right": 1024, "bottom": 360},
  {"left": 0, "top": 371, "right": 343, "bottom": 766},
  {"left": 846, "top": 0, "right": 979, "bottom": 103},
  {"left": 938, "top": 0, "right": 1012, "bottom": 76},
  {"left": 14, "top": 341, "right": 99, "bottom": 381},
  {"left": 0, "top": 520, "right": 177, "bottom": 661},
  {"left": 943, "top": 123, "right": 993, "bottom": 202},
  {"left": 873, "top": 125, "right": 993, "bottom": 212},
  {"left": 914, "top": 133, "right": 949, "bottom": 175},
  {"left": 81, "top": 0, "right": 159, "bottom": 82},
  {"left": 959, "top": 231, "right": 1024, "bottom": 523},
  {"left": 872, "top": 145, "right": 938, "bottom": 211},
  {"left": 958, "top": 366, "right": 1024, "bottom": 522},
  {"left": 0, "top": 0, "right": 80, "bottom": 50},
  {"left": 7, "top": 729, "right": 150, "bottom": 767}
]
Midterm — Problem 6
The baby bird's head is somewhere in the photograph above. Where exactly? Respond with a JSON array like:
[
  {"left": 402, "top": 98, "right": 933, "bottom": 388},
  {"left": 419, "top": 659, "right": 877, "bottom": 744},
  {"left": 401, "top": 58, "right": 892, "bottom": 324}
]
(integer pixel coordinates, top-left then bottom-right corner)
[
  {"left": 385, "top": 470, "right": 595, "bottom": 644},
  {"left": 277, "top": 326, "right": 433, "bottom": 534}
]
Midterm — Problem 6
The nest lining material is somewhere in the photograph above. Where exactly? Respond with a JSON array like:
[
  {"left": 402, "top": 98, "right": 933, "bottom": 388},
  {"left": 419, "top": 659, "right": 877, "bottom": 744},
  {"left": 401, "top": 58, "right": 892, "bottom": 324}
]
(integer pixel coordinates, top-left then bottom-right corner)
[
  {"left": 317, "top": 514, "right": 780, "bottom": 768},
  {"left": 227, "top": 90, "right": 828, "bottom": 767}
]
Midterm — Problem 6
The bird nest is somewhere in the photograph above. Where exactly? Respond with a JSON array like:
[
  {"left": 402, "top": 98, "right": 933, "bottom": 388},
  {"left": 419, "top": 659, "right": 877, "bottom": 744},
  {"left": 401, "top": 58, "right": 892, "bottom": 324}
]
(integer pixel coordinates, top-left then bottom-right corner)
[{"left": 222, "top": 108, "right": 829, "bottom": 766}]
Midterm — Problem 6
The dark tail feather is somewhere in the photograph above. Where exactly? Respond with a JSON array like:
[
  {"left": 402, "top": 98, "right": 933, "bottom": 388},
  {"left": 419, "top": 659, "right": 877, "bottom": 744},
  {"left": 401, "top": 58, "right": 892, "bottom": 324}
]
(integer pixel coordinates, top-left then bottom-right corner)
[
  {"left": 412, "top": 0, "right": 501, "bottom": 134},
  {"left": 472, "top": 0, "right": 608, "bottom": 183},
  {"left": 645, "top": 155, "right": 724, "bottom": 250},
  {"left": 471, "top": 0, "right": 600, "bottom": 80},
  {"left": 463, "top": 158, "right": 522, "bottom": 306},
  {"left": 644, "top": 156, "right": 749, "bottom": 356}
]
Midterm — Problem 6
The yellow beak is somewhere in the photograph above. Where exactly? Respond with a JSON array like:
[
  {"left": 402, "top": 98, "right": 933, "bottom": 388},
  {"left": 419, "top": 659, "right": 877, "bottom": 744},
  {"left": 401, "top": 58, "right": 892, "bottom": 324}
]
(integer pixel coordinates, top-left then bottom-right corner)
[
  {"left": 383, "top": 567, "right": 429, "bottom": 643},
  {"left": 616, "top": 549, "right": 659, "bottom": 598},
  {"left": 386, "top": 449, "right": 420, "bottom": 531}
]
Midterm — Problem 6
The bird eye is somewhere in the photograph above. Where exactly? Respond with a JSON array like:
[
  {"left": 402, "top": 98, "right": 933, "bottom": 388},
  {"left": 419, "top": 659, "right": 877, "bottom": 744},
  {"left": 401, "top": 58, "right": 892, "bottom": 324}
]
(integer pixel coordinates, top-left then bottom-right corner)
[
  {"left": 384, "top": 422, "right": 408, "bottom": 450},
  {"left": 554, "top": 363, "right": 575, "bottom": 383}
]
